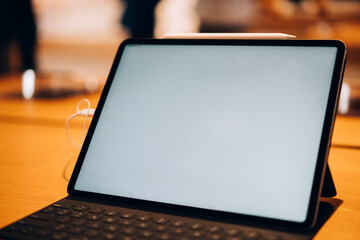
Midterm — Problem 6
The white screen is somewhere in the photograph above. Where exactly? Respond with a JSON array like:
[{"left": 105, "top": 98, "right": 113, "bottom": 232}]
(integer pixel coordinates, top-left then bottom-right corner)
[{"left": 75, "top": 44, "right": 337, "bottom": 223}]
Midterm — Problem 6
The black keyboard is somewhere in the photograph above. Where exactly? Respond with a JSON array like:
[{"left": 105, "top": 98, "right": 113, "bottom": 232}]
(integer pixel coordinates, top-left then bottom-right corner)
[{"left": 0, "top": 198, "right": 305, "bottom": 240}]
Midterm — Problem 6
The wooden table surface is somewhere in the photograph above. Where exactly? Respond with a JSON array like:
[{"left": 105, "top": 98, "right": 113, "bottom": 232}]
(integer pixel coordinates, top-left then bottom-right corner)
[{"left": 0, "top": 76, "right": 359, "bottom": 239}]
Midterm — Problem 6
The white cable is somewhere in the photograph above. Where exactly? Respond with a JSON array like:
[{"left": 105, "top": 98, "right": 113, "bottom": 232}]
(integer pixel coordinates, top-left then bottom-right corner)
[{"left": 66, "top": 99, "right": 95, "bottom": 148}]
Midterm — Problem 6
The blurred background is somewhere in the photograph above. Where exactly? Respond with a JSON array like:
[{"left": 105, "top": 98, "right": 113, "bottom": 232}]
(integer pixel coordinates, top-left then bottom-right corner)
[{"left": 0, "top": 0, "right": 359, "bottom": 113}]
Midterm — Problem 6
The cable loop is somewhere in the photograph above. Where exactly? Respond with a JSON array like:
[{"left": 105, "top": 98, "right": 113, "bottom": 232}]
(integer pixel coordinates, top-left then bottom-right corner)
[{"left": 65, "top": 98, "right": 93, "bottom": 148}]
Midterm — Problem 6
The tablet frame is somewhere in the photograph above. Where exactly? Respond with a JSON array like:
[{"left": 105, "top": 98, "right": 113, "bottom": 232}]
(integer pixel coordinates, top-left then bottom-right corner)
[{"left": 68, "top": 39, "right": 347, "bottom": 231}]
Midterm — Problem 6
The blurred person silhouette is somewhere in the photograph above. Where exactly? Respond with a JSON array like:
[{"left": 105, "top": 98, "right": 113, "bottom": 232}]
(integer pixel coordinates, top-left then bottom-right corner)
[
  {"left": 0, "top": 0, "right": 37, "bottom": 74},
  {"left": 122, "top": 0, "right": 160, "bottom": 38}
]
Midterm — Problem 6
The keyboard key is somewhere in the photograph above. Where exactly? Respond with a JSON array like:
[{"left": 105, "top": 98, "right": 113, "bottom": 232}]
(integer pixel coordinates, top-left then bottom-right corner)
[
  {"left": 18, "top": 226, "right": 34, "bottom": 235},
  {"left": 261, "top": 235, "right": 277, "bottom": 240},
  {"left": 157, "top": 233, "right": 172, "bottom": 240},
  {"left": 84, "top": 229, "right": 98, "bottom": 237},
  {"left": 102, "top": 216, "right": 117, "bottom": 223},
  {"left": 87, "top": 222, "right": 102, "bottom": 229},
  {"left": 71, "top": 219, "right": 87, "bottom": 226},
  {"left": 118, "top": 237, "right": 134, "bottom": 240},
  {"left": 18, "top": 218, "right": 51, "bottom": 228},
  {"left": 153, "top": 224, "right": 168, "bottom": 232},
  {"left": 171, "top": 227, "right": 187, "bottom": 236},
  {"left": 104, "top": 210, "right": 120, "bottom": 216},
  {"left": 208, "top": 233, "right": 222, "bottom": 240},
  {"left": 135, "top": 222, "right": 151, "bottom": 229},
  {"left": 225, "top": 228, "right": 242, "bottom": 236},
  {"left": 104, "top": 224, "right": 119, "bottom": 232},
  {"left": 88, "top": 207, "right": 104, "bottom": 214},
  {"left": 120, "top": 212, "right": 136, "bottom": 219},
  {"left": 73, "top": 205, "right": 89, "bottom": 211},
  {"left": 225, "top": 237, "right": 242, "bottom": 240},
  {"left": 178, "top": 236, "right": 191, "bottom": 240},
  {"left": 121, "top": 227, "right": 136, "bottom": 235},
  {"left": 118, "top": 219, "right": 133, "bottom": 226},
  {"left": 244, "top": 231, "right": 262, "bottom": 239},
  {"left": 51, "top": 232, "right": 68, "bottom": 240},
  {"left": 55, "top": 216, "right": 71, "bottom": 223},
  {"left": 87, "top": 214, "right": 102, "bottom": 221},
  {"left": 101, "top": 232, "right": 117, "bottom": 240},
  {"left": 3, "top": 225, "right": 16, "bottom": 232},
  {"left": 52, "top": 201, "right": 74, "bottom": 209},
  {"left": 207, "top": 225, "right": 222, "bottom": 233},
  {"left": 189, "top": 222, "right": 203, "bottom": 230},
  {"left": 153, "top": 217, "right": 169, "bottom": 225},
  {"left": 68, "top": 226, "right": 83, "bottom": 234},
  {"left": 68, "top": 236, "right": 89, "bottom": 240},
  {"left": 188, "top": 230, "right": 204, "bottom": 239},
  {"left": 34, "top": 228, "right": 51, "bottom": 237},
  {"left": 41, "top": 206, "right": 57, "bottom": 213},
  {"left": 138, "top": 230, "right": 153, "bottom": 238},
  {"left": 30, "top": 212, "right": 55, "bottom": 221},
  {"left": 172, "top": 220, "right": 187, "bottom": 228},
  {"left": 55, "top": 209, "right": 72, "bottom": 216},
  {"left": 137, "top": 215, "right": 153, "bottom": 222},
  {"left": 52, "top": 224, "right": 67, "bottom": 231},
  {"left": 264, "top": 235, "right": 282, "bottom": 240},
  {"left": 71, "top": 211, "right": 87, "bottom": 218}
]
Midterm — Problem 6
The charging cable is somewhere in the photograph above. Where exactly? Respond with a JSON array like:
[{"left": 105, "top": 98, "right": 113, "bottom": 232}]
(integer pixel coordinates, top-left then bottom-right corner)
[{"left": 65, "top": 99, "right": 95, "bottom": 148}]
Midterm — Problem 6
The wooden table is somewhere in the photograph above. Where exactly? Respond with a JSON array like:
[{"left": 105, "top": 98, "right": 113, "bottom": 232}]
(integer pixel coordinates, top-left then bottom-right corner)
[
  {"left": 0, "top": 76, "right": 359, "bottom": 239},
  {"left": 0, "top": 75, "right": 101, "bottom": 227}
]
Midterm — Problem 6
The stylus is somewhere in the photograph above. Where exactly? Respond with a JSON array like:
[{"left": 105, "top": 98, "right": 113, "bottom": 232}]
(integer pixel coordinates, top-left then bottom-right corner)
[{"left": 163, "top": 33, "right": 296, "bottom": 40}]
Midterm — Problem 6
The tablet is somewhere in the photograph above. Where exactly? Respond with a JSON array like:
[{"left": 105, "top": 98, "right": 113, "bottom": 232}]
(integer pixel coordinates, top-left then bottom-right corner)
[{"left": 68, "top": 39, "right": 347, "bottom": 230}]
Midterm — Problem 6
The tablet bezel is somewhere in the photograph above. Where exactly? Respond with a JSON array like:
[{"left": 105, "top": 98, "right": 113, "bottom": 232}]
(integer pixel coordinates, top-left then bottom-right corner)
[{"left": 68, "top": 39, "right": 346, "bottom": 231}]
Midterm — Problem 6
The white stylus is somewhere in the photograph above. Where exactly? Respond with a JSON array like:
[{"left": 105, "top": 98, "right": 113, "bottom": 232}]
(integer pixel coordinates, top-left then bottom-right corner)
[{"left": 163, "top": 33, "right": 296, "bottom": 40}]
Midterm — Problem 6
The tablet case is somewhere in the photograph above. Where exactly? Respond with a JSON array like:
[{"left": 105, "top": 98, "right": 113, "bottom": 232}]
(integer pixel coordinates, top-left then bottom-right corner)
[{"left": 322, "top": 163, "right": 337, "bottom": 197}]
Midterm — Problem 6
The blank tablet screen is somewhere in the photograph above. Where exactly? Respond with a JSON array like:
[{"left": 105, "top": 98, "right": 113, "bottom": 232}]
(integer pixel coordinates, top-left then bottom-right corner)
[{"left": 75, "top": 43, "right": 337, "bottom": 223}]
